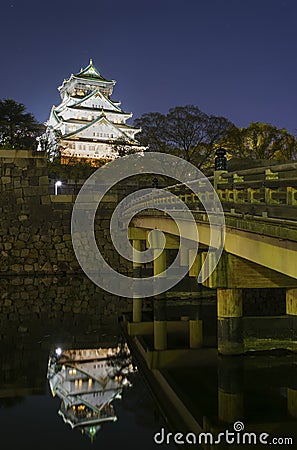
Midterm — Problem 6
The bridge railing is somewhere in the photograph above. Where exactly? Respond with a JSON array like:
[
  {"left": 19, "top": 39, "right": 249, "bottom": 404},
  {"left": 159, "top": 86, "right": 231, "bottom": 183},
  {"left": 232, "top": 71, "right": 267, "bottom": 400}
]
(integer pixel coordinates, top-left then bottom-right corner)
[
  {"left": 121, "top": 161, "right": 297, "bottom": 221},
  {"left": 216, "top": 162, "right": 297, "bottom": 208}
]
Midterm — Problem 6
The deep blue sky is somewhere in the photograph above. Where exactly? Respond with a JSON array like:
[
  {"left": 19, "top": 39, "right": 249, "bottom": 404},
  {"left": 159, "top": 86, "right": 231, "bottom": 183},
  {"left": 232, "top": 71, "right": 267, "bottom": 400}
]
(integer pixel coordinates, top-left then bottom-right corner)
[{"left": 1, "top": 0, "right": 297, "bottom": 133}]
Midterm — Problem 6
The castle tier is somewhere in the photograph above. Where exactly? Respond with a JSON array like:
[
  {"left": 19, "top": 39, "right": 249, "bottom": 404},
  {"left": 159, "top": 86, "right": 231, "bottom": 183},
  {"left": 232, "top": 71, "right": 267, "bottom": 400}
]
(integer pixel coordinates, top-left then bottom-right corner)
[{"left": 45, "top": 59, "right": 144, "bottom": 162}]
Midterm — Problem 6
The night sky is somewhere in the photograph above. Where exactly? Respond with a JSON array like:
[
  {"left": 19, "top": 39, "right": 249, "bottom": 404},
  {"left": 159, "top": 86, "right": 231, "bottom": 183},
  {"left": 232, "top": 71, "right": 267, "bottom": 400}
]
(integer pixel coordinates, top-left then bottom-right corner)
[{"left": 1, "top": 0, "right": 297, "bottom": 133}]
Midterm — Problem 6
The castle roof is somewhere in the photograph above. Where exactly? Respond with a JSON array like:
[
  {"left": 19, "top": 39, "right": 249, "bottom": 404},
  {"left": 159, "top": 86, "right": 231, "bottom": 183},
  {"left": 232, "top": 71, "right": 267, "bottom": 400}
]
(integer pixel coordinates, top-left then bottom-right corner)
[{"left": 75, "top": 59, "right": 112, "bottom": 83}]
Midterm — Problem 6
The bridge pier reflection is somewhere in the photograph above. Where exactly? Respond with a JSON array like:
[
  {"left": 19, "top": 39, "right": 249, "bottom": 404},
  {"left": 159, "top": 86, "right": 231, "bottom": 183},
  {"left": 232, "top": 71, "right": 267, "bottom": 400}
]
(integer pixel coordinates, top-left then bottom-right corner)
[
  {"left": 218, "top": 356, "right": 244, "bottom": 423},
  {"left": 189, "top": 319, "right": 203, "bottom": 349},
  {"left": 154, "top": 298, "right": 167, "bottom": 350},
  {"left": 132, "top": 238, "right": 143, "bottom": 323}
]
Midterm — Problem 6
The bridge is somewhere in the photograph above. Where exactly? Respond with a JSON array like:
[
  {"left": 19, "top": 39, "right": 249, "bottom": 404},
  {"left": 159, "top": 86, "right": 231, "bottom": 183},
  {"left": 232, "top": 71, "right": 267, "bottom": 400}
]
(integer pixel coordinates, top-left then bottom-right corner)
[{"left": 123, "top": 160, "right": 297, "bottom": 357}]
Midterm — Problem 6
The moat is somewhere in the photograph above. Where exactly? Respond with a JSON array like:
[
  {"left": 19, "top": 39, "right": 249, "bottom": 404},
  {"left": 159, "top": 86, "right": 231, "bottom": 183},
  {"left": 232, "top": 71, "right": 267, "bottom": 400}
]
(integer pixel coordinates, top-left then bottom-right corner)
[{"left": 0, "top": 276, "right": 296, "bottom": 449}]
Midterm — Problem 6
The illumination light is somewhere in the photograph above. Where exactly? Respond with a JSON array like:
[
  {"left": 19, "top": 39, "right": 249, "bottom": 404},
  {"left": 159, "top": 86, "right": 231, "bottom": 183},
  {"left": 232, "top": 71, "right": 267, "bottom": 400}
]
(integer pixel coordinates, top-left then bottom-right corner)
[
  {"left": 55, "top": 180, "right": 62, "bottom": 195},
  {"left": 55, "top": 347, "right": 62, "bottom": 356}
]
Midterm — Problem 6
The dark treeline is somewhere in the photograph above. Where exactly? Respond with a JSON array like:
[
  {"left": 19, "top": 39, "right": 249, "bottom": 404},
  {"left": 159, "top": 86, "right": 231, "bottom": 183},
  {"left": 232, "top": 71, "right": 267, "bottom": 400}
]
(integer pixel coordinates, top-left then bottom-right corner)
[
  {"left": 1, "top": 99, "right": 296, "bottom": 171},
  {"left": 0, "top": 99, "right": 44, "bottom": 150},
  {"left": 134, "top": 105, "right": 297, "bottom": 169}
]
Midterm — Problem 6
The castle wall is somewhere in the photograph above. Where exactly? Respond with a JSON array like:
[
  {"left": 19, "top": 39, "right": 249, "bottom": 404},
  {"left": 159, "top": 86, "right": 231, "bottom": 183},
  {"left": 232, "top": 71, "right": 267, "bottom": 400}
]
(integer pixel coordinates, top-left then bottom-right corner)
[
  {"left": 0, "top": 150, "right": 136, "bottom": 323},
  {"left": 0, "top": 150, "right": 130, "bottom": 276}
]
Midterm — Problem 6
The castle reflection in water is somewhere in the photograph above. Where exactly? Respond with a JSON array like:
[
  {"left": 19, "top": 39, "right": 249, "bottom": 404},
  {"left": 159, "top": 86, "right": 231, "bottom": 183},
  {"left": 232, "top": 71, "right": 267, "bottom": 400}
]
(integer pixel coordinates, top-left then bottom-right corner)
[{"left": 47, "top": 343, "right": 136, "bottom": 441}]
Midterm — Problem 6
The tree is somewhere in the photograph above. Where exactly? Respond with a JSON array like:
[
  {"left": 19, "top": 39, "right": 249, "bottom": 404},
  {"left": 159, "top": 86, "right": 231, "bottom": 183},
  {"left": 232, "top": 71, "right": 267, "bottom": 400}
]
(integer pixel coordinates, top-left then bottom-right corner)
[
  {"left": 0, "top": 99, "right": 43, "bottom": 150},
  {"left": 224, "top": 122, "right": 297, "bottom": 160},
  {"left": 134, "top": 112, "right": 169, "bottom": 153},
  {"left": 37, "top": 126, "right": 62, "bottom": 161},
  {"left": 110, "top": 137, "right": 142, "bottom": 157},
  {"left": 165, "top": 105, "right": 209, "bottom": 162},
  {"left": 134, "top": 105, "right": 235, "bottom": 169}
]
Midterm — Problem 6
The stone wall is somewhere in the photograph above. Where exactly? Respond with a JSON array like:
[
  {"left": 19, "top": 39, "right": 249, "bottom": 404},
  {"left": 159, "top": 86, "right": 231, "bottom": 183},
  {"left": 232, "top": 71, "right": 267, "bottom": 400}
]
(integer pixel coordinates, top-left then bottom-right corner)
[{"left": 0, "top": 150, "right": 131, "bottom": 277}]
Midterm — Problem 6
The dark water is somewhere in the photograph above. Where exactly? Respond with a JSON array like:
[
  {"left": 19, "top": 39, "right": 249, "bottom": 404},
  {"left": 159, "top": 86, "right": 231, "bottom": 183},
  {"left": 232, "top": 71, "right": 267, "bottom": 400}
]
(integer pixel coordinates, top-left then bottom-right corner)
[
  {"left": 162, "top": 351, "right": 297, "bottom": 448},
  {"left": 0, "top": 276, "right": 174, "bottom": 449},
  {"left": 1, "top": 276, "right": 297, "bottom": 449}
]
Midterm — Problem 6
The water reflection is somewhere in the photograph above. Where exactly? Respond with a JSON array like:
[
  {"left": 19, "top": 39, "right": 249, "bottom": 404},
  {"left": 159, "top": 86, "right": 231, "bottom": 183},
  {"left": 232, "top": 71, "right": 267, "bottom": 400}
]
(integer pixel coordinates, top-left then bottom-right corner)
[
  {"left": 0, "top": 276, "right": 176, "bottom": 449},
  {"left": 47, "top": 343, "right": 136, "bottom": 441}
]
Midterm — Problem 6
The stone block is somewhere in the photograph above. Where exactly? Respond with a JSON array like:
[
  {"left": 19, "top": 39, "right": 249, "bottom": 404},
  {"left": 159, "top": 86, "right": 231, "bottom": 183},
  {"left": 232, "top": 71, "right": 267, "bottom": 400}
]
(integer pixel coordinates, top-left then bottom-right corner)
[
  {"left": 14, "top": 188, "right": 23, "bottom": 197},
  {"left": 39, "top": 176, "right": 49, "bottom": 185},
  {"left": 41, "top": 195, "right": 51, "bottom": 204},
  {"left": 14, "top": 240, "right": 26, "bottom": 249},
  {"left": 18, "top": 215, "right": 28, "bottom": 221},
  {"left": 29, "top": 176, "right": 39, "bottom": 186},
  {"left": 18, "top": 233, "right": 30, "bottom": 242},
  {"left": 1, "top": 177, "right": 11, "bottom": 184},
  {"left": 11, "top": 264, "right": 23, "bottom": 273},
  {"left": 28, "top": 248, "right": 38, "bottom": 259}
]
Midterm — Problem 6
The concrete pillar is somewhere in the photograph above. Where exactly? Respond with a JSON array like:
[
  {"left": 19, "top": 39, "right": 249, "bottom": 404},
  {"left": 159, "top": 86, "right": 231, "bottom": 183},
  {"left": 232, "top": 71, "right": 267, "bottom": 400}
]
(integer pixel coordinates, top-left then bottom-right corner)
[
  {"left": 132, "top": 239, "right": 142, "bottom": 267},
  {"left": 153, "top": 249, "right": 166, "bottom": 277},
  {"left": 132, "top": 298, "right": 142, "bottom": 323},
  {"left": 154, "top": 298, "right": 167, "bottom": 350},
  {"left": 217, "top": 288, "right": 243, "bottom": 355},
  {"left": 189, "top": 250, "right": 201, "bottom": 278},
  {"left": 180, "top": 247, "right": 189, "bottom": 267},
  {"left": 286, "top": 288, "right": 297, "bottom": 351},
  {"left": 132, "top": 239, "right": 142, "bottom": 323},
  {"left": 218, "top": 357, "right": 244, "bottom": 423}
]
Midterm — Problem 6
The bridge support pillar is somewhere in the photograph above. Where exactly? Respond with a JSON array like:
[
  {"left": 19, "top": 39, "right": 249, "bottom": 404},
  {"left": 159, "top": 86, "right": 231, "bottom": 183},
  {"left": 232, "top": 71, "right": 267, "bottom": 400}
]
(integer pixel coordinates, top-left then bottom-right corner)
[
  {"left": 217, "top": 288, "right": 243, "bottom": 355},
  {"left": 132, "top": 239, "right": 142, "bottom": 323},
  {"left": 153, "top": 250, "right": 166, "bottom": 277},
  {"left": 286, "top": 288, "right": 297, "bottom": 351},
  {"left": 133, "top": 297, "right": 142, "bottom": 323},
  {"left": 180, "top": 247, "right": 189, "bottom": 267},
  {"left": 154, "top": 298, "right": 167, "bottom": 350},
  {"left": 218, "top": 357, "right": 244, "bottom": 423}
]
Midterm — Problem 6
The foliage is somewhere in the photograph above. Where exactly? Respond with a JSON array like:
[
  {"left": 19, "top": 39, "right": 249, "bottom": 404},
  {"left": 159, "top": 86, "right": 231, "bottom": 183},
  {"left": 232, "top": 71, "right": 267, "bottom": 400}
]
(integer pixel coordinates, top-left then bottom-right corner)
[
  {"left": 223, "top": 122, "right": 297, "bottom": 160},
  {"left": 37, "top": 126, "right": 62, "bottom": 161},
  {"left": 0, "top": 99, "right": 43, "bottom": 150},
  {"left": 134, "top": 105, "right": 234, "bottom": 169},
  {"left": 135, "top": 107, "right": 297, "bottom": 166},
  {"left": 134, "top": 112, "right": 169, "bottom": 153},
  {"left": 110, "top": 137, "right": 142, "bottom": 157}
]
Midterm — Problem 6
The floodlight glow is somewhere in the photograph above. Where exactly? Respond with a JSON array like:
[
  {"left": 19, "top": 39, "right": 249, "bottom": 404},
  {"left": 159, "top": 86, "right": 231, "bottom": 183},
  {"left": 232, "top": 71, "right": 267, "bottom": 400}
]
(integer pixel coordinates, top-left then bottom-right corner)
[{"left": 55, "top": 180, "right": 62, "bottom": 195}]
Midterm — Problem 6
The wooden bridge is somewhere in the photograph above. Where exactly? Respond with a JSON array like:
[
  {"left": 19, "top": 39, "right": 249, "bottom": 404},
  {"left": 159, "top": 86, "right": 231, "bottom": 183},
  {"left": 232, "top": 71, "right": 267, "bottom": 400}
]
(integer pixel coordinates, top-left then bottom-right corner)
[{"left": 123, "top": 161, "right": 297, "bottom": 357}]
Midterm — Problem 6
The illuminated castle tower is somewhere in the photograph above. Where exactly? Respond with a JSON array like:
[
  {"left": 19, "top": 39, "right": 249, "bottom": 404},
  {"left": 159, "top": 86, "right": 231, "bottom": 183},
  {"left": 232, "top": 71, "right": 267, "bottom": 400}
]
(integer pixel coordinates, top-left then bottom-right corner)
[{"left": 45, "top": 59, "right": 143, "bottom": 162}]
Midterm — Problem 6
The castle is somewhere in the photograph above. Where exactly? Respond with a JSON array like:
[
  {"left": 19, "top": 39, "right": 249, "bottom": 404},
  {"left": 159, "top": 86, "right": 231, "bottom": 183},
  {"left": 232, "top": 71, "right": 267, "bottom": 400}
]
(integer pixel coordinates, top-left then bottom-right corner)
[{"left": 44, "top": 59, "right": 144, "bottom": 163}]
